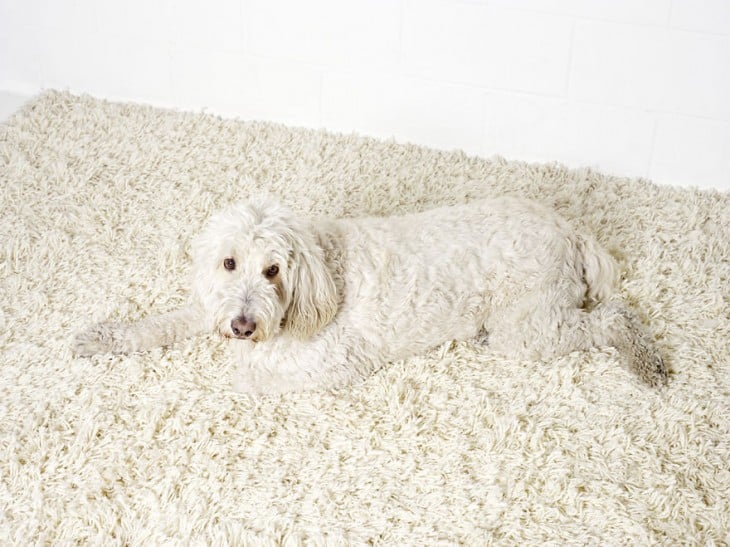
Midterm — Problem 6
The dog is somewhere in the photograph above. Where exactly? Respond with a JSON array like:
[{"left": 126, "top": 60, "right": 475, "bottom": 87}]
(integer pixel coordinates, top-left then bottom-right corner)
[{"left": 74, "top": 195, "right": 668, "bottom": 394}]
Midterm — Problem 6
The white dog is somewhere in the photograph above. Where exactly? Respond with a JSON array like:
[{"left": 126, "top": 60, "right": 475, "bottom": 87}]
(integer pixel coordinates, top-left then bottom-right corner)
[{"left": 74, "top": 196, "right": 667, "bottom": 394}]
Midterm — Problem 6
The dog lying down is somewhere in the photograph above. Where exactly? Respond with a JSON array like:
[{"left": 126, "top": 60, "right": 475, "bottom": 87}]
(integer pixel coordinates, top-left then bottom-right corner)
[{"left": 74, "top": 195, "right": 668, "bottom": 394}]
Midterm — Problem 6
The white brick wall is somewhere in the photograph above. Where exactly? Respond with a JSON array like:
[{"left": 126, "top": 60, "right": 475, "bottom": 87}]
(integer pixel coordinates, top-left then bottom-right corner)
[
  {"left": 1, "top": 0, "right": 728, "bottom": 190},
  {"left": 403, "top": 1, "right": 574, "bottom": 95}
]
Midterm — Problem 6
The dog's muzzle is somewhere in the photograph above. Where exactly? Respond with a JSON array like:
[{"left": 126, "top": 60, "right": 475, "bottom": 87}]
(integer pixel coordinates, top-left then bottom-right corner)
[{"left": 230, "top": 315, "right": 257, "bottom": 339}]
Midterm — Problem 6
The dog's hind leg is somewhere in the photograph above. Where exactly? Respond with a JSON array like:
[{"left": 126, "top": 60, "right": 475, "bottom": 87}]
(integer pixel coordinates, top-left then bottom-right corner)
[
  {"left": 487, "top": 297, "right": 667, "bottom": 387},
  {"left": 73, "top": 303, "right": 206, "bottom": 356},
  {"left": 578, "top": 301, "right": 667, "bottom": 387}
]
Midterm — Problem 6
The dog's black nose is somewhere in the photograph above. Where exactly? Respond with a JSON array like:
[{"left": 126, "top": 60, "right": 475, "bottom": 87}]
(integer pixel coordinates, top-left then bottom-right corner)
[{"left": 231, "top": 316, "right": 257, "bottom": 339}]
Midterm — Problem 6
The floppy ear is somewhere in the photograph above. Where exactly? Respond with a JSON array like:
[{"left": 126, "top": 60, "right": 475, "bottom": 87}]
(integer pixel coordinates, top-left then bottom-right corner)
[{"left": 285, "top": 226, "right": 338, "bottom": 340}]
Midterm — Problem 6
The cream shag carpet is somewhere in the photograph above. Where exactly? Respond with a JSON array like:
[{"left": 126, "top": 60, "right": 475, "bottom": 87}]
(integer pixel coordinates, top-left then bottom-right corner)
[{"left": 1, "top": 91, "right": 729, "bottom": 544}]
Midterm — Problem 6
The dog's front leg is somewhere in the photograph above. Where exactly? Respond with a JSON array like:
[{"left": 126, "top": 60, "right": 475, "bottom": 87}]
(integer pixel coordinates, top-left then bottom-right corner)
[{"left": 73, "top": 303, "right": 206, "bottom": 356}]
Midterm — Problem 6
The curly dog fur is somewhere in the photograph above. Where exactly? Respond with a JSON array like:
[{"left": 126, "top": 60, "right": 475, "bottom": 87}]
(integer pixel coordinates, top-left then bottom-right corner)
[{"left": 74, "top": 196, "right": 667, "bottom": 394}]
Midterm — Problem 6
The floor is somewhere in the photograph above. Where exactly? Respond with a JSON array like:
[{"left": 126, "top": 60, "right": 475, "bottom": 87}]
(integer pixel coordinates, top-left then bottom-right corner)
[
  {"left": 0, "top": 91, "right": 32, "bottom": 122},
  {"left": 1, "top": 90, "right": 725, "bottom": 191}
]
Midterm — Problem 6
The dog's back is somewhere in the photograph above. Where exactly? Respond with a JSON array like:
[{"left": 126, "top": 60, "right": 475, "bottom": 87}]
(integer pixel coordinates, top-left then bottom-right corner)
[{"left": 334, "top": 196, "right": 667, "bottom": 387}]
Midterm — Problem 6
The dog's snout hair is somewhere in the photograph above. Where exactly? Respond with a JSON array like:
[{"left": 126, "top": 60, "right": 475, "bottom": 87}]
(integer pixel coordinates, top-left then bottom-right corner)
[{"left": 220, "top": 280, "right": 281, "bottom": 342}]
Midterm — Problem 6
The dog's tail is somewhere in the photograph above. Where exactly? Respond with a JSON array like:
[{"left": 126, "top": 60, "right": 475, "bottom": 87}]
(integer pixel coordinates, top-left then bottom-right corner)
[
  {"left": 574, "top": 235, "right": 667, "bottom": 386},
  {"left": 577, "top": 234, "right": 619, "bottom": 303},
  {"left": 73, "top": 303, "right": 205, "bottom": 357}
]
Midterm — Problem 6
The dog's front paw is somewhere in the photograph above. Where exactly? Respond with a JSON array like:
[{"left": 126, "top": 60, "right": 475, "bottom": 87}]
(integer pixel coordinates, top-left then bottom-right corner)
[{"left": 73, "top": 323, "right": 119, "bottom": 356}]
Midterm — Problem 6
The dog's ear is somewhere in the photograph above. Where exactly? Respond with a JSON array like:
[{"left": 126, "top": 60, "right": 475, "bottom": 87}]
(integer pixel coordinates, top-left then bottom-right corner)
[{"left": 285, "top": 226, "right": 338, "bottom": 340}]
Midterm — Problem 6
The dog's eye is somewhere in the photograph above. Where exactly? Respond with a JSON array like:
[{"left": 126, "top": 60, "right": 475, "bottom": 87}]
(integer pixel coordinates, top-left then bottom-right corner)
[
  {"left": 265, "top": 264, "right": 279, "bottom": 278},
  {"left": 223, "top": 258, "right": 236, "bottom": 271}
]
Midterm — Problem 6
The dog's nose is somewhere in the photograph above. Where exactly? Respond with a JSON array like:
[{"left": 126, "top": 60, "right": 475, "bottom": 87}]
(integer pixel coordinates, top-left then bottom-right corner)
[{"left": 230, "top": 315, "right": 257, "bottom": 339}]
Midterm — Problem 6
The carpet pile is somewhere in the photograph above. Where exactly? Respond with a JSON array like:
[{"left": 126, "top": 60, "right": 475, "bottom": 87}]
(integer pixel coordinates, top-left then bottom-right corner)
[{"left": 1, "top": 91, "right": 728, "bottom": 544}]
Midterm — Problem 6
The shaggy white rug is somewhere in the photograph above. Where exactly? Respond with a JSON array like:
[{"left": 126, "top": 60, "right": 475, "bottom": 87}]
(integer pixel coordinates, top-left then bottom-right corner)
[{"left": 1, "top": 91, "right": 728, "bottom": 544}]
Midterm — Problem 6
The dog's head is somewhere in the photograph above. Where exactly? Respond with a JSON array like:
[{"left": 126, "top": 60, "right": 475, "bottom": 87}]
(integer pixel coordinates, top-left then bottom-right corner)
[{"left": 191, "top": 196, "right": 337, "bottom": 343}]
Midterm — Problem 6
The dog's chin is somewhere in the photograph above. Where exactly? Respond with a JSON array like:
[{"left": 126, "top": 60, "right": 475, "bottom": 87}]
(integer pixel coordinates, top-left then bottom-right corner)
[
  {"left": 221, "top": 331, "right": 260, "bottom": 343},
  {"left": 218, "top": 325, "right": 278, "bottom": 344}
]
